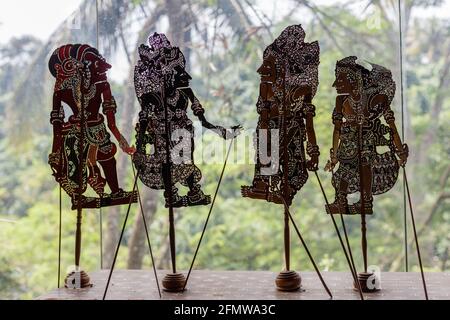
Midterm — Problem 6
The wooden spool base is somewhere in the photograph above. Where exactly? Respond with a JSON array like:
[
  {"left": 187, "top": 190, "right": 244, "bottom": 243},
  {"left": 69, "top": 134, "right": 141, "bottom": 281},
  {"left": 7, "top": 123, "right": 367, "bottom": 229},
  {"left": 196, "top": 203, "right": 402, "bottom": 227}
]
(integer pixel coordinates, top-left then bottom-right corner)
[
  {"left": 354, "top": 272, "right": 381, "bottom": 292},
  {"left": 275, "top": 270, "right": 301, "bottom": 292},
  {"left": 64, "top": 270, "right": 92, "bottom": 289},
  {"left": 162, "top": 273, "right": 186, "bottom": 292}
]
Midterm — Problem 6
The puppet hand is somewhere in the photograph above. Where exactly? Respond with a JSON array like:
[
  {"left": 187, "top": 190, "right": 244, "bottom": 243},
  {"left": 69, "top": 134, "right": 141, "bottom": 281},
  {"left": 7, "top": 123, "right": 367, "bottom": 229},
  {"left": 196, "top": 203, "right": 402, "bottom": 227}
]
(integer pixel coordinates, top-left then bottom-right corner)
[
  {"left": 324, "top": 157, "right": 338, "bottom": 172},
  {"left": 229, "top": 124, "right": 243, "bottom": 139},
  {"left": 307, "top": 155, "right": 319, "bottom": 172},
  {"left": 118, "top": 134, "right": 136, "bottom": 155},
  {"left": 397, "top": 144, "right": 409, "bottom": 167}
]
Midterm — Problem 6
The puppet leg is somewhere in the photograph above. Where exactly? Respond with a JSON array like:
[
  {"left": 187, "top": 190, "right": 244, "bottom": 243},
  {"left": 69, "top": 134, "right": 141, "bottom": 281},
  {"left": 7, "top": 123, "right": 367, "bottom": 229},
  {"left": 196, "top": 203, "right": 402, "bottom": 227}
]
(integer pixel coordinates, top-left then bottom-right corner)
[
  {"left": 86, "top": 145, "right": 106, "bottom": 195},
  {"left": 185, "top": 168, "right": 211, "bottom": 206},
  {"left": 327, "top": 177, "right": 349, "bottom": 214},
  {"left": 353, "top": 164, "right": 373, "bottom": 214},
  {"left": 98, "top": 157, "right": 120, "bottom": 194},
  {"left": 164, "top": 185, "right": 187, "bottom": 208}
]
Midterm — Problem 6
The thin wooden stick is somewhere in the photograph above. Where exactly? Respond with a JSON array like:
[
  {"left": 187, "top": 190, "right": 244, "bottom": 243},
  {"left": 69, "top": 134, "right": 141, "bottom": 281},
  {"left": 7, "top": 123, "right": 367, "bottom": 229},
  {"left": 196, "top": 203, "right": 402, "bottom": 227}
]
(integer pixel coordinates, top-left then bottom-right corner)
[
  {"left": 281, "top": 61, "right": 291, "bottom": 273},
  {"left": 132, "top": 165, "right": 162, "bottom": 298},
  {"left": 398, "top": 0, "right": 409, "bottom": 272},
  {"left": 58, "top": 185, "right": 62, "bottom": 288},
  {"left": 102, "top": 171, "right": 139, "bottom": 300},
  {"left": 403, "top": 167, "right": 429, "bottom": 300},
  {"left": 183, "top": 138, "right": 234, "bottom": 291},
  {"left": 358, "top": 122, "right": 368, "bottom": 273},
  {"left": 99, "top": 204, "right": 103, "bottom": 269},
  {"left": 161, "top": 78, "right": 177, "bottom": 275},
  {"left": 314, "top": 171, "right": 364, "bottom": 300},
  {"left": 276, "top": 186, "right": 333, "bottom": 299},
  {"left": 74, "top": 73, "right": 87, "bottom": 276}
]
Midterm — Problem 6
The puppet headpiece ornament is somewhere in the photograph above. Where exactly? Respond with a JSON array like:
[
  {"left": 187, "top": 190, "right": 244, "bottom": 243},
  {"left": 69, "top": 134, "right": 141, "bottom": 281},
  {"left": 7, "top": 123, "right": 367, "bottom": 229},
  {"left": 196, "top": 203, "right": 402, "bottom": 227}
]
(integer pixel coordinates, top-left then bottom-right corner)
[
  {"left": 275, "top": 24, "right": 306, "bottom": 51},
  {"left": 286, "top": 40, "right": 320, "bottom": 97},
  {"left": 366, "top": 62, "right": 396, "bottom": 105},
  {"left": 49, "top": 44, "right": 102, "bottom": 100},
  {"left": 263, "top": 25, "right": 319, "bottom": 97},
  {"left": 134, "top": 33, "right": 186, "bottom": 99}
]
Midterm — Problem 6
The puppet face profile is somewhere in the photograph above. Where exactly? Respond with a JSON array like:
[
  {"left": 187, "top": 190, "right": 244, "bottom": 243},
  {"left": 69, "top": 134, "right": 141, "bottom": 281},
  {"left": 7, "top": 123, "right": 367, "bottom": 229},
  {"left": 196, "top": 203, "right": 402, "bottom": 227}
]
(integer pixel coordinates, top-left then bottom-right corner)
[
  {"left": 257, "top": 54, "right": 276, "bottom": 102},
  {"left": 85, "top": 51, "right": 111, "bottom": 83},
  {"left": 332, "top": 56, "right": 367, "bottom": 97},
  {"left": 333, "top": 70, "right": 354, "bottom": 95},
  {"left": 173, "top": 64, "right": 192, "bottom": 88}
]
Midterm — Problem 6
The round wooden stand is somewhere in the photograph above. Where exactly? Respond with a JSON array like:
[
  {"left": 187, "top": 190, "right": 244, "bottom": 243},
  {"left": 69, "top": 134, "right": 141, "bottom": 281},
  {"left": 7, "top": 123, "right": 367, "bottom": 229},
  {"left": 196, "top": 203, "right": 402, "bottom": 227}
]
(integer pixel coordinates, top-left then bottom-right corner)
[
  {"left": 162, "top": 273, "right": 186, "bottom": 292},
  {"left": 275, "top": 270, "right": 301, "bottom": 291},
  {"left": 354, "top": 272, "right": 380, "bottom": 292},
  {"left": 64, "top": 270, "right": 92, "bottom": 289}
]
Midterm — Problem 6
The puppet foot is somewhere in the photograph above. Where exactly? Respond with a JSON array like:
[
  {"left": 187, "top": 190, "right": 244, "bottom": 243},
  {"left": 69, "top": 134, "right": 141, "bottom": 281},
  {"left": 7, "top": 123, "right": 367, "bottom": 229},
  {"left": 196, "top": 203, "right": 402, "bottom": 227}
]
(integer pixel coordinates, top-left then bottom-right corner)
[
  {"left": 325, "top": 200, "right": 349, "bottom": 215},
  {"left": 165, "top": 194, "right": 189, "bottom": 208},
  {"left": 351, "top": 199, "right": 373, "bottom": 215},
  {"left": 95, "top": 189, "right": 138, "bottom": 208},
  {"left": 241, "top": 185, "right": 267, "bottom": 200},
  {"left": 186, "top": 189, "right": 211, "bottom": 206},
  {"left": 109, "top": 189, "right": 131, "bottom": 199},
  {"left": 267, "top": 191, "right": 288, "bottom": 205},
  {"left": 71, "top": 195, "right": 101, "bottom": 210}
]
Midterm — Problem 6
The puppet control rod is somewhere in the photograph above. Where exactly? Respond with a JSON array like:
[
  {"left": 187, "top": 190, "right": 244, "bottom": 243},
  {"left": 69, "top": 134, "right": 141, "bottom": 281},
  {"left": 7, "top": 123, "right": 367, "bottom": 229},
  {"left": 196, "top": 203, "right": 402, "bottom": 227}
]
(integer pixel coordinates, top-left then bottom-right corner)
[
  {"left": 183, "top": 136, "right": 236, "bottom": 291},
  {"left": 102, "top": 130, "right": 161, "bottom": 299},
  {"left": 403, "top": 166, "right": 428, "bottom": 300},
  {"left": 102, "top": 164, "right": 162, "bottom": 299},
  {"left": 314, "top": 171, "right": 364, "bottom": 300},
  {"left": 275, "top": 185, "right": 333, "bottom": 299}
]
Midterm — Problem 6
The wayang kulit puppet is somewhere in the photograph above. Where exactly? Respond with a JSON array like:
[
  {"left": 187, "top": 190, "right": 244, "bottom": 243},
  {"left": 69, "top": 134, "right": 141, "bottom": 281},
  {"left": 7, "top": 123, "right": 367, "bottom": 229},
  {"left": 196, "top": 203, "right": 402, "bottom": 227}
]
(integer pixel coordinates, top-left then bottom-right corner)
[
  {"left": 131, "top": 33, "right": 240, "bottom": 292},
  {"left": 240, "top": 25, "right": 333, "bottom": 295},
  {"left": 323, "top": 56, "right": 427, "bottom": 293},
  {"left": 48, "top": 44, "right": 137, "bottom": 288}
]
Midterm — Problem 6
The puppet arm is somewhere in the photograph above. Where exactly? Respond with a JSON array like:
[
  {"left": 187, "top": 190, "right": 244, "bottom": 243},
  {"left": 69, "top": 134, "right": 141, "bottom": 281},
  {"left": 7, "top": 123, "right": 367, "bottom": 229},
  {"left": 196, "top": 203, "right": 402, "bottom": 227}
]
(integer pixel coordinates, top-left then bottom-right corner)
[
  {"left": 101, "top": 83, "right": 135, "bottom": 155},
  {"left": 382, "top": 101, "right": 408, "bottom": 166},
  {"left": 325, "top": 95, "right": 344, "bottom": 171},
  {"left": 182, "top": 88, "right": 242, "bottom": 139},
  {"left": 304, "top": 101, "right": 319, "bottom": 171},
  {"left": 49, "top": 91, "right": 65, "bottom": 172}
]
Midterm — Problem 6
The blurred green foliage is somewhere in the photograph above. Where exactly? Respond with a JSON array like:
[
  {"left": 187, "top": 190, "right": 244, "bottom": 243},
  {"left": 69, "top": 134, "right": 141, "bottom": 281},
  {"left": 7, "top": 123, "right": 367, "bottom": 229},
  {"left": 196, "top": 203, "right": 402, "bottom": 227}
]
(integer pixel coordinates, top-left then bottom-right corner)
[{"left": 0, "top": 0, "right": 448, "bottom": 299}]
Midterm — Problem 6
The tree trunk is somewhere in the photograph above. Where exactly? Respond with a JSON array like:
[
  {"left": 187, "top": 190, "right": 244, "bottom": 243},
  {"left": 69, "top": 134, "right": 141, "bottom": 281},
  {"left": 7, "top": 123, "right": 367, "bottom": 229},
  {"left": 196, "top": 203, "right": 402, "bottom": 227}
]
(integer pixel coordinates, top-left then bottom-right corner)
[
  {"left": 127, "top": 188, "right": 158, "bottom": 269},
  {"left": 166, "top": 0, "right": 192, "bottom": 65},
  {"left": 103, "top": 208, "right": 120, "bottom": 269},
  {"left": 102, "top": 90, "right": 136, "bottom": 268}
]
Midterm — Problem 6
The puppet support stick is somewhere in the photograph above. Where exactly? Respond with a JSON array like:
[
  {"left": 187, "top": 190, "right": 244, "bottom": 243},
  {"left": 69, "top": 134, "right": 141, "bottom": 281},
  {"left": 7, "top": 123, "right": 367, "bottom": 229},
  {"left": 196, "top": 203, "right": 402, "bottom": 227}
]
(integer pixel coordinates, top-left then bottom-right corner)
[
  {"left": 102, "top": 171, "right": 139, "bottom": 300},
  {"left": 183, "top": 138, "right": 234, "bottom": 291},
  {"left": 161, "top": 78, "right": 177, "bottom": 276},
  {"left": 314, "top": 171, "right": 364, "bottom": 300},
  {"left": 403, "top": 167, "right": 428, "bottom": 300},
  {"left": 357, "top": 122, "right": 368, "bottom": 273},
  {"left": 284, "top": 209, "right": 290, "bottom": 270},
  {"left": 58, "top": 185, "right": 62, "bottom": 288},
  {"left": 168, "top": 205, "right": 176, "bottom": 273},
  {"left": 66, "top": 73, "right": 91, "bottom": 289},
  {"left": 276, "top": 186, "right": 333, "bottom": 299},
  {"left": 74, "top": 79, "right": 86, "bottom": 272},
  {"left": 280, "top": 61, "right": 292, "bottom": 274},
  {"left": 99, "top": 204, "right": 103, "bottom": 269},
  {"left": 159, "top": 79, "right": 187, "bottom": 292},
  {"left": 132, "top": 165, "right": 162, "bottom": 298}
]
